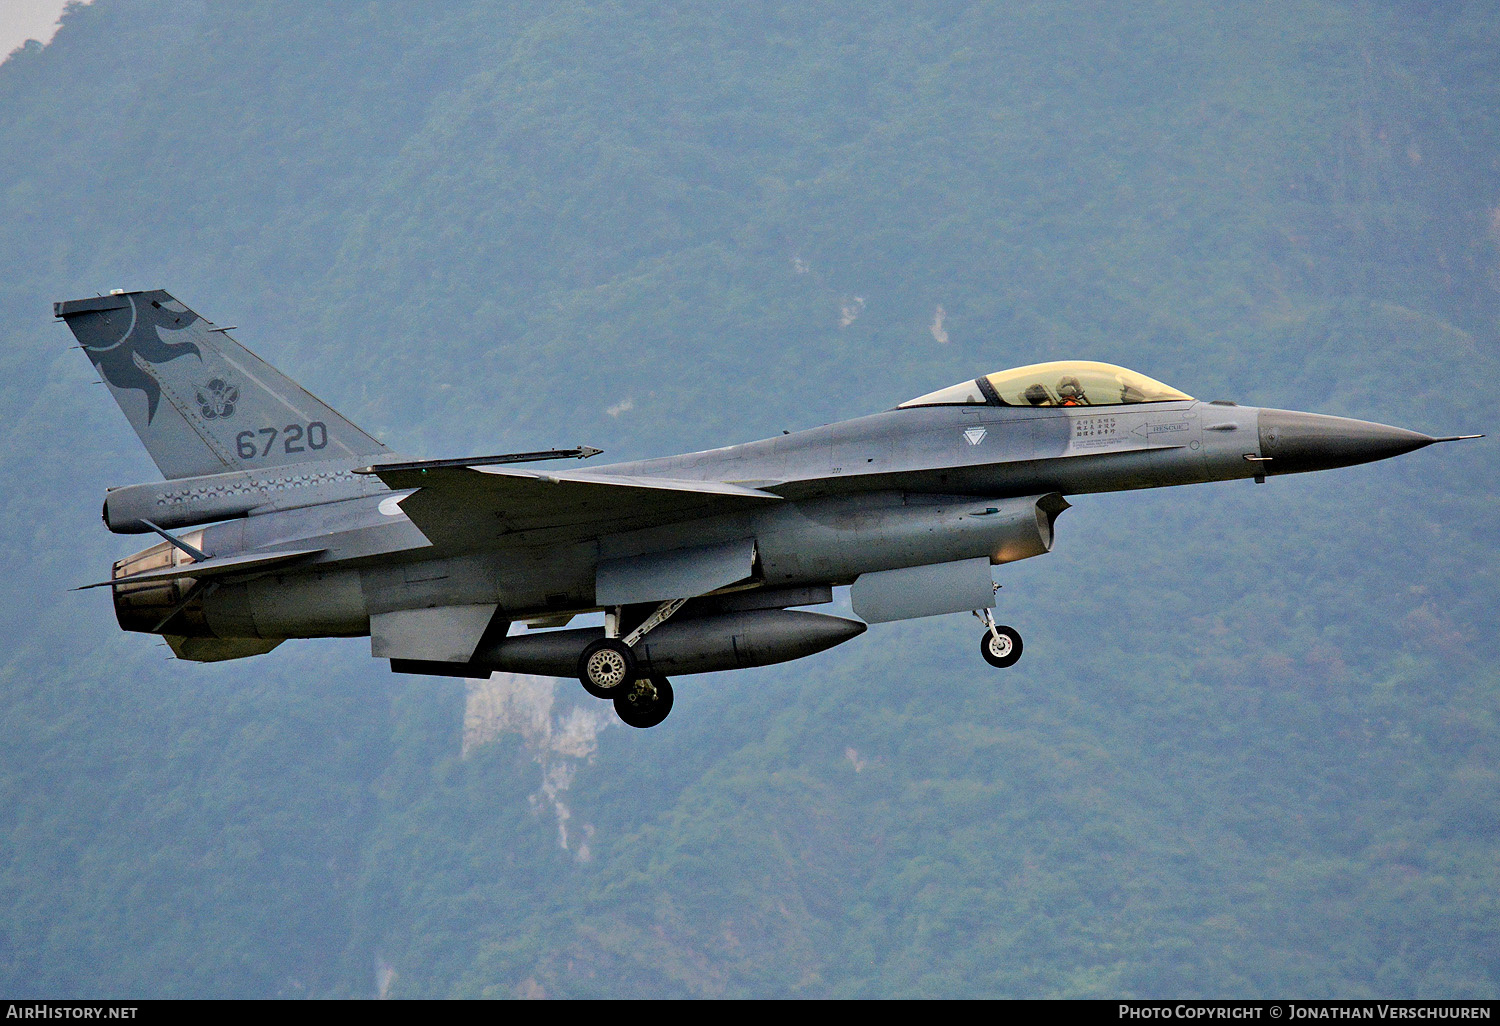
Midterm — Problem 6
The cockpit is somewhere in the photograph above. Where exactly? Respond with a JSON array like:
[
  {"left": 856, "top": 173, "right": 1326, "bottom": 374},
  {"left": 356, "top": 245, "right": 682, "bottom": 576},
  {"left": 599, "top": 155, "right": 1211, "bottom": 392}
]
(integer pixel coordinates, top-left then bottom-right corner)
[{"left": 899, "top": 360, "right": 1193, "bottom": 409}]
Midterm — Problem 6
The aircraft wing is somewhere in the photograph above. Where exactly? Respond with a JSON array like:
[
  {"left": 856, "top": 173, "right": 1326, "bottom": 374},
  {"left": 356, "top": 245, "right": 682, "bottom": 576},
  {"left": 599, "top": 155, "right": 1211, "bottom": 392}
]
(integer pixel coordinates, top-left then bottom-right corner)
[{"left": 365, "top": 464, "right": 782, "bottom": 546}]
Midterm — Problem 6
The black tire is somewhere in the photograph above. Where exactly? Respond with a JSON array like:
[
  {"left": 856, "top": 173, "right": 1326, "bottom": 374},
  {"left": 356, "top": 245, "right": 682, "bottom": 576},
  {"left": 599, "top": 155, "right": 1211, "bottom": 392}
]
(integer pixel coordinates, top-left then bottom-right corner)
[
  {"left": 980, "top": 625, "right": 1022, "bottom": 668},
  {"left": 577, "top": 638, "right": 636, "bottom": 698},
  {"left": 614, "top": 676, "right": 674, "bottom": 729}
]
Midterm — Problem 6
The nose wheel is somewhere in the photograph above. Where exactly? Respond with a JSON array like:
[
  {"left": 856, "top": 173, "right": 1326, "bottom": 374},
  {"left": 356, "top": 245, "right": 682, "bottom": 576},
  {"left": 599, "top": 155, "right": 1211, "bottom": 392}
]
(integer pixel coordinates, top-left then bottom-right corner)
[
  {"left": 980, "top": 624, "right": 1023, "bottom": 668},
  {"left": 974, "top": 606, "right": 1022, "bottom": 669},
  {"left": 614, "top": 676, "right": 674, "bottom": 728}
]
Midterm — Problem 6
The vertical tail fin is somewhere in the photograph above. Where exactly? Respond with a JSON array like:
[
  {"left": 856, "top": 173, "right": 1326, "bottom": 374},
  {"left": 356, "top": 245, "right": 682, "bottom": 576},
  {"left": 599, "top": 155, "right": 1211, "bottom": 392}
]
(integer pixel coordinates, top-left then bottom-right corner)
[{"left": 56, "top": 290, "right": 389, "bottom": 480}]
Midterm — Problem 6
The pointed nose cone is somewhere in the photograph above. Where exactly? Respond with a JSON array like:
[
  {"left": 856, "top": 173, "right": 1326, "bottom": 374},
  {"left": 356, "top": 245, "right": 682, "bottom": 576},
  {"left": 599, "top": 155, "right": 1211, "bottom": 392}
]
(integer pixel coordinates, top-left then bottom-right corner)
[{"left": 1257, "top": 408, "right": 1439, "bottom": 476}]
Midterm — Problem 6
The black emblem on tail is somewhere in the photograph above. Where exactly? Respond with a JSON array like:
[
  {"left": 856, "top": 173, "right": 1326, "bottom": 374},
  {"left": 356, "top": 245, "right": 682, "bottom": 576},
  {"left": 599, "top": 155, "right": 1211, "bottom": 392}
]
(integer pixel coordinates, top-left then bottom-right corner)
[{"left": 77, "top": 296, "right": 202, "bottom": 424}]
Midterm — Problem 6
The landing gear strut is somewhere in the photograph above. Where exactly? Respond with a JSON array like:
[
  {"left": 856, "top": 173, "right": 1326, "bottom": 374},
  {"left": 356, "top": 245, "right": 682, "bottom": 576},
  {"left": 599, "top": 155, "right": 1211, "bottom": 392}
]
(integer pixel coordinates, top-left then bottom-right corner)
[
  {"left": 577, "top": 598, "right": 688, "bottom": 699},
  {"left": 973, "top": 601, "right": 1022, "bottom": 669}
]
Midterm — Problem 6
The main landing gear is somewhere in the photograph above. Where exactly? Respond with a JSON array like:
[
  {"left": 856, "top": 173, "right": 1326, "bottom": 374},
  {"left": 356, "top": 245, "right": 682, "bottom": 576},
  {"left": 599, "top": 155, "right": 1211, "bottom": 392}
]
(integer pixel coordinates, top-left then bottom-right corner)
[
  {"left": 576, "top": 598, "right": 688, "bottom": 727},
  {"left": 614, "top": 676, "right": 674, "bottom": 729},
  {"left": 973, "top": 601, "right": 1022, "bottom": 669},
  {"left": 578, "top": 638, "right": 634, "bottom": 698}
]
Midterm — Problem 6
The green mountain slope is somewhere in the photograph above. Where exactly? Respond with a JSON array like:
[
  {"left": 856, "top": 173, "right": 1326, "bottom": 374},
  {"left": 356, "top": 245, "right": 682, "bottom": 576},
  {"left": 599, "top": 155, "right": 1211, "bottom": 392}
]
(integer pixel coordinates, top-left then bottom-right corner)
[{"left": 0, "top": 0, "right": 1494, "bottom": 998}]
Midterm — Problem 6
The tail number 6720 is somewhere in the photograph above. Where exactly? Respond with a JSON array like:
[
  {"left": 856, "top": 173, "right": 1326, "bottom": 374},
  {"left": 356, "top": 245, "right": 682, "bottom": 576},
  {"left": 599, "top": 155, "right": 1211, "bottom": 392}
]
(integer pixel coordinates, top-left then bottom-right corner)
[{"left": 236, "top": 422, "right": 328, "bottom": 459}]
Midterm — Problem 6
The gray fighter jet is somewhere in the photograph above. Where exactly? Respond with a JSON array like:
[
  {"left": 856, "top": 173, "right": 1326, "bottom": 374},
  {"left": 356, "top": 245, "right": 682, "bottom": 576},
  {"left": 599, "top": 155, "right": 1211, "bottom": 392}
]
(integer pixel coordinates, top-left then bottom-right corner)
[{"left": 60, "top": 290, "right": 1480, "bottom": 727}]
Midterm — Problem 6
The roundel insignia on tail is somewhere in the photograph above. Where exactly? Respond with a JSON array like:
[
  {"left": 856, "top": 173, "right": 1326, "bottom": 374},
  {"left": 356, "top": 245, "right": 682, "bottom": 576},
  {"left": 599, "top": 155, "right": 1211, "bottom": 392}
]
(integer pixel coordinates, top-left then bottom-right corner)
[{"left": 195, "top": 378, "right": 239, "bottom": 420}]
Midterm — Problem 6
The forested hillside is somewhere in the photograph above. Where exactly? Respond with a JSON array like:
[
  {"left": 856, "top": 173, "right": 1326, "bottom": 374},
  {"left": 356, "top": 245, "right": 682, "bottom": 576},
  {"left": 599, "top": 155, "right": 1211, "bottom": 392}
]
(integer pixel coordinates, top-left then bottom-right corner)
[{"left": 0, "top": 0, "right": 1495, "bottom": 998}]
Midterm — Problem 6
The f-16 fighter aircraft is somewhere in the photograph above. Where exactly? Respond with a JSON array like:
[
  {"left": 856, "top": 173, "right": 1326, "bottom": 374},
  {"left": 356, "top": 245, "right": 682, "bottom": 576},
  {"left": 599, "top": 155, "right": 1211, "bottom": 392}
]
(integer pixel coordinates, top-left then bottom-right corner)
[{"left": 59, "top": 290, "right": 1481, "bottom": 727}]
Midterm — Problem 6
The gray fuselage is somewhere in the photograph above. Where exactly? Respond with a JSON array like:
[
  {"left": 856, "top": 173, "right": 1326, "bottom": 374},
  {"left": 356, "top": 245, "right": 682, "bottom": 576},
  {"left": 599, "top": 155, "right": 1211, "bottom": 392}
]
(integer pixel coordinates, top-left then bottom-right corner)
[{"left": 114, "top": 397, "right": 1271, "bottom": 641}]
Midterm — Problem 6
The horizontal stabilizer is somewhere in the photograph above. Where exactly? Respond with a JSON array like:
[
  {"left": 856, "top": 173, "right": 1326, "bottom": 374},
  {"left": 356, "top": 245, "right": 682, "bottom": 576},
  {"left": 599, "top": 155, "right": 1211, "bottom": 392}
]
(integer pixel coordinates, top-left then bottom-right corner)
[{"left": 78, "top": 548, "right": 324, "bottom": 590}]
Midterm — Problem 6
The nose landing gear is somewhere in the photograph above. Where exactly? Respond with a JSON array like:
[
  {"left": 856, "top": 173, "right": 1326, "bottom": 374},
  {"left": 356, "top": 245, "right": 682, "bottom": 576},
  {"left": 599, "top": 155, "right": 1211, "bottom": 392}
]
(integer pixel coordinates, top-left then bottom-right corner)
[{"left": 973, "top": 604, "right": 1022, "bottom": 669}]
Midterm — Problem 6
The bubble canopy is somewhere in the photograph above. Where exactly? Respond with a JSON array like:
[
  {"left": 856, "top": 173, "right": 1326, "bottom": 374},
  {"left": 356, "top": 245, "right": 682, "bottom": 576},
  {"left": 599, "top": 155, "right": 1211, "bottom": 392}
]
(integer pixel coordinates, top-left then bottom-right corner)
[{"left": 899, "top": 360, "right": 1193, "bottom": 409}]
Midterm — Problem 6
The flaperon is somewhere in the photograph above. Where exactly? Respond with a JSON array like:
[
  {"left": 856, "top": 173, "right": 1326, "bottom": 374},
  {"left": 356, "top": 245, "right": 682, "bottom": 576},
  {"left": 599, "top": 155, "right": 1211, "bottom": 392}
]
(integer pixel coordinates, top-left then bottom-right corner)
[{"left": 59, "top": 290, "right": 1482, "bottom": 728}]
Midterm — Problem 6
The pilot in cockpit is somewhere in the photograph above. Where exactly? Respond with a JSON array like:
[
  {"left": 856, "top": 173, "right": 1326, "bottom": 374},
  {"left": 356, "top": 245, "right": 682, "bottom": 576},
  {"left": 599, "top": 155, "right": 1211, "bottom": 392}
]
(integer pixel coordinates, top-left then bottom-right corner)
[{"left": 1057, "top": 376, "right": 1087, "bottom": 406}]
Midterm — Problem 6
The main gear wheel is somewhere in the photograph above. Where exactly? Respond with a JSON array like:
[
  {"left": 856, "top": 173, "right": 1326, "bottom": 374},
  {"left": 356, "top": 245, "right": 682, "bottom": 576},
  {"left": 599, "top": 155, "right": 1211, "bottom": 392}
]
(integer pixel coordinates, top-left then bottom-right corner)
[
  {"left": 614, "top": 676, "right": 674, "bottom": 728},
  {"left": 578, "top": 638, "right": 636, "bottom": 698}
]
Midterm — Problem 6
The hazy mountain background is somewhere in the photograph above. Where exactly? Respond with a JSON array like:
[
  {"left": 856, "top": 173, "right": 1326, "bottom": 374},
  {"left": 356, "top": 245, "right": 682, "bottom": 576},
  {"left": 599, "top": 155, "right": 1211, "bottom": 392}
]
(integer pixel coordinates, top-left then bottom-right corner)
[
  {"left": 0, "top": 0, "right": 1495, "bottom": 998},
  {"left": 0, "top": 1, "right": 81, "bottom": 60}
]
